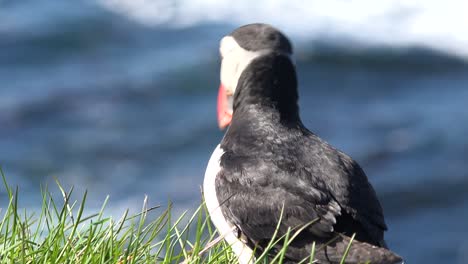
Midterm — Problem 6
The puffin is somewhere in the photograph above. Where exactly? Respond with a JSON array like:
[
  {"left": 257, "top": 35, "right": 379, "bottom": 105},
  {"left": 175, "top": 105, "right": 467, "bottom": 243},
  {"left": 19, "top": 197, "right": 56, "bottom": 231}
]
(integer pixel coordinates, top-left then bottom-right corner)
[{"left": 203, "top": 23, "right": 403, "bottom": 264}]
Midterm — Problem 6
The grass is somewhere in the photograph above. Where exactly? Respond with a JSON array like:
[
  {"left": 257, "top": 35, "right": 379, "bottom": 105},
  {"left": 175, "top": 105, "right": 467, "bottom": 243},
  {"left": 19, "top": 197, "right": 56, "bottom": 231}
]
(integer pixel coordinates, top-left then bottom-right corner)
[{"left": 0, "top": 169, "right": 358, "bottom": 264}]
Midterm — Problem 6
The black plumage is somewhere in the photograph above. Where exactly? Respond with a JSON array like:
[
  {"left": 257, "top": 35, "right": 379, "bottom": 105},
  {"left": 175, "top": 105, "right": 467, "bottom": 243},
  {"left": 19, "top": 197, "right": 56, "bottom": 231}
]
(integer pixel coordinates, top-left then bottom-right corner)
[
  {"left": 213, "top": 25, "right": 402, "bottom": 263},
  {"left": 230, "top": 24, "right": 293, "bottom": 54}
]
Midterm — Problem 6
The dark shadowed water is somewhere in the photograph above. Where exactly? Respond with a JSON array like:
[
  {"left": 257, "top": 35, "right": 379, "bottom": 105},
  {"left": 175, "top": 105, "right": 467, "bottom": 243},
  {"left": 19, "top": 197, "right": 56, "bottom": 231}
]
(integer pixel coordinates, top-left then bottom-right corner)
[{"left": 1, "top": 1, "right": 468, "bottom": 263}]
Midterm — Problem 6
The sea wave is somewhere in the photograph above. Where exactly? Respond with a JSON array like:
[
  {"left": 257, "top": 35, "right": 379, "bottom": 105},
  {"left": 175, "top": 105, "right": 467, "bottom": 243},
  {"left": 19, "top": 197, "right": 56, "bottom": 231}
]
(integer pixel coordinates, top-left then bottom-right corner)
[{"left": 96, "top": 0, "right": 468, "bottom": 59}]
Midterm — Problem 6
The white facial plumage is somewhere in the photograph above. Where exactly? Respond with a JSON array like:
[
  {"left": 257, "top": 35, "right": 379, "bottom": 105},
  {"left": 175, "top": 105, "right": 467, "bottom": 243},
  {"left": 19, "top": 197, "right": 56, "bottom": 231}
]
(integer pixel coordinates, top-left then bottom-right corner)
[{"left": 219, "top": 36, "right": 268, "bottom": 96}]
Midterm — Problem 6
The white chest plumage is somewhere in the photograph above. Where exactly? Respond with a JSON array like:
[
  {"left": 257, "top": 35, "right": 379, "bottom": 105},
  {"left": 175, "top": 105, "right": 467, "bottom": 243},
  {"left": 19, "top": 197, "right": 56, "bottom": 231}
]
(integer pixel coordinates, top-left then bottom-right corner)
[{"left": 203, "top": 144, "right": 254, "bottom": 264}]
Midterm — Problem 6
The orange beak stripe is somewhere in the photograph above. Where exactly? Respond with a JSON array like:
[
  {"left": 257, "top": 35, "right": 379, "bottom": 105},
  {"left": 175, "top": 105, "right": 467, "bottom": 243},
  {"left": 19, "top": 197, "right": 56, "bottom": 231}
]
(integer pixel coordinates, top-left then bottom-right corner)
[{"left": 217, "top": 83, "right": 233, "bottom": 129}]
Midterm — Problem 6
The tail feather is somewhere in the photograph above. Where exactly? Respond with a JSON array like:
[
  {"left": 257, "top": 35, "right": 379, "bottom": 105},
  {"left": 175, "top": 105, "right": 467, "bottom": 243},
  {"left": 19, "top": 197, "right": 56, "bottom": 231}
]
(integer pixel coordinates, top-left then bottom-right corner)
[
  {"left": 312, "top": 234, "right": 403, "bottom": 264},
  {"left": 255, "top": 233, "right": 403, "bottom": 264}
]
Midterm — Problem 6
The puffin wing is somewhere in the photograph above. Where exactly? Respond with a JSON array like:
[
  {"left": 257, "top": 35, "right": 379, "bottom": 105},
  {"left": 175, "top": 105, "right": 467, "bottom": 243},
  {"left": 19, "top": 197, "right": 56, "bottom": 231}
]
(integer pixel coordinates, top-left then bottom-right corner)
[
  {"left": 215, "top": 151, "right": 403, "bottom": 264},
  {"left": 334, "top": 157, "right": 389, "bottom": 246},
  {"left": 215, "top": 149, "right": 342, "bottom": 249}
]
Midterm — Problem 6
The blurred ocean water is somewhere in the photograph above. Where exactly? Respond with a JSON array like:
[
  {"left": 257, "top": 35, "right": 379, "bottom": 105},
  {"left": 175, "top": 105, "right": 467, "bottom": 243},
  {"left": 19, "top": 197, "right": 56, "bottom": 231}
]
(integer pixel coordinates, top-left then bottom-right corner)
[{"left": 1, "top": 0, "right": 468, "bottom": 263}]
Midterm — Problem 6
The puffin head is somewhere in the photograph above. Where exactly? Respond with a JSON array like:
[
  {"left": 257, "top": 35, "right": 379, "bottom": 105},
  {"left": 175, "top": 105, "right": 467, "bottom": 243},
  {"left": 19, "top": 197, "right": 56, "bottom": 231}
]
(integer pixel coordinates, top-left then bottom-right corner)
[{"left": 217, "top": 23, "right": 293, "bottom": 129}]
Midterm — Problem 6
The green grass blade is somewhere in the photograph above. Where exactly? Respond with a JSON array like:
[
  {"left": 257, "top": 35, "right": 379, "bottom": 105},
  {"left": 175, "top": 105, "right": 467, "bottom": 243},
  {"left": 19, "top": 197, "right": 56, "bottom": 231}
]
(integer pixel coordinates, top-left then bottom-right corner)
[{"left": 340, "top": 233, "right": 356, "bottom": 264}]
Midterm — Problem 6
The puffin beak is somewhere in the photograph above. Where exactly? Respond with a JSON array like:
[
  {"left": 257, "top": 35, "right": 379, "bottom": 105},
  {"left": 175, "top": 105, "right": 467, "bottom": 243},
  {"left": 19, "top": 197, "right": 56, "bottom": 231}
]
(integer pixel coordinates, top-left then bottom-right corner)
[{"left": 217, "top": 83, "right": 233, "bottom": 130}]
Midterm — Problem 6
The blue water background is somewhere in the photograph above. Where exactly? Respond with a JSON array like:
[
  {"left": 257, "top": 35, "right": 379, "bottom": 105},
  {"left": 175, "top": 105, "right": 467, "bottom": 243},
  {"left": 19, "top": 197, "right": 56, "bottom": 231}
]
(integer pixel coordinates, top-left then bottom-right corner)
[{"left": 1, "top": 1, "right": 468, "bottom": 263}]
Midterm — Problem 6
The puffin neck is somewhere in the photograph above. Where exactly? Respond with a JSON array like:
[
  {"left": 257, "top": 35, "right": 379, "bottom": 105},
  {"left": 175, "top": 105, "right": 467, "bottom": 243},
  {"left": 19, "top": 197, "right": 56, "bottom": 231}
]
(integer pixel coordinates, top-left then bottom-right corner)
[{"left": 231, "top": 53, "right": 300, "bottom": 126}]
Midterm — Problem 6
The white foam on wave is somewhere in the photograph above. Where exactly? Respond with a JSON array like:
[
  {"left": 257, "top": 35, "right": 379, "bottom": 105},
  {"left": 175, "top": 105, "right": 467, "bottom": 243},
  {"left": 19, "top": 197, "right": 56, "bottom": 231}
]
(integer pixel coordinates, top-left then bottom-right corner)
[{"left": 96, "top": 0, "right": 468, "bottom": 59}]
